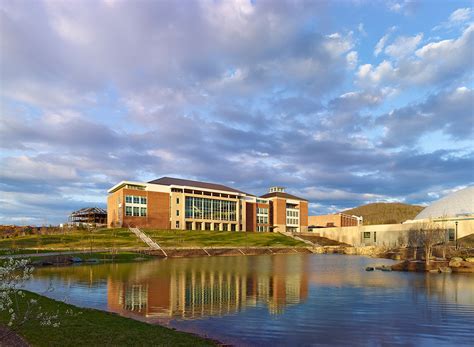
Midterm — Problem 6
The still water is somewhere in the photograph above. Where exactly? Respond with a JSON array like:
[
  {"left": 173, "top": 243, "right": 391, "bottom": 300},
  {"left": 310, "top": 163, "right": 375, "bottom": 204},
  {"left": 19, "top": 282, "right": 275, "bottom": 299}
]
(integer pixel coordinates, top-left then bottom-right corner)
[{"left": 25, "top": 254, "right": 474, "bottom": 346}]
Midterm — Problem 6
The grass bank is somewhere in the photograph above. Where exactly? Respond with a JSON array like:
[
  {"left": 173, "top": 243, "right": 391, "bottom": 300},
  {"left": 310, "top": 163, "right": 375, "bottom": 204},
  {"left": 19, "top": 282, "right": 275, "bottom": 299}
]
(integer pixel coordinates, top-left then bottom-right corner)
[
  {"left": 0, "top": 228, "right": 306, "bottom": 251},
  {"left": 0, "top": 291, "right": 216, "bottom": 347}
]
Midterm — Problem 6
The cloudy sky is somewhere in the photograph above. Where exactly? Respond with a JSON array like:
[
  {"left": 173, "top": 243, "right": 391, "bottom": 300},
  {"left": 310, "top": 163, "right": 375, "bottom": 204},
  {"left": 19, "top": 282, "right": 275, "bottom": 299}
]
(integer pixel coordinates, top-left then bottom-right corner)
[{"left": 1, "top": 0, "right": 473, "bottom": 225}]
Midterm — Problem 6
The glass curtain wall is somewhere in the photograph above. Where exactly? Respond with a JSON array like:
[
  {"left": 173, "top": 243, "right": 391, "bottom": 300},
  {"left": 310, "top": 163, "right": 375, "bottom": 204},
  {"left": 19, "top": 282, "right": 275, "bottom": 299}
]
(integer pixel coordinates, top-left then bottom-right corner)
[{"left": 185, "top": 196, "right": 237, "bottom": 221}]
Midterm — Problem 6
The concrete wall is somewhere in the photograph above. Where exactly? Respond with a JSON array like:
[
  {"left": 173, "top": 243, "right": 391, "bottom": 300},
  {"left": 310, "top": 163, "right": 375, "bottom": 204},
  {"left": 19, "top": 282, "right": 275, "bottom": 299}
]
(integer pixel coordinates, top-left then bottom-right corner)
[{"left": 309, "top": 218, "right": 474, "bottom": 247}]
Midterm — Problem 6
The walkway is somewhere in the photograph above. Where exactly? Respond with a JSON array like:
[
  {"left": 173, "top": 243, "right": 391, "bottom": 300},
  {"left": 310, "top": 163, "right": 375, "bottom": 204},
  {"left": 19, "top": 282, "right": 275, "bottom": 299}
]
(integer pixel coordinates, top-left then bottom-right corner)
[{"left": 129, "top": 227, "right": 167, "bottom": 257}]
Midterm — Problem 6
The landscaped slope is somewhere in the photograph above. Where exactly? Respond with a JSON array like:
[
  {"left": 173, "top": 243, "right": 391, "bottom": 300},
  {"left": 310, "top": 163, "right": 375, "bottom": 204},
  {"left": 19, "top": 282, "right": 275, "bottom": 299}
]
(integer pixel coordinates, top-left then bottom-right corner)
[
  {"left": 0, "top": 291, "right": 216, "bottom": 347},
  {"left": 343, "top": 203, "right": 424, "bottom": 225},
  {"left": 0, "top": 228, "right": 306, "bottom": 251}
]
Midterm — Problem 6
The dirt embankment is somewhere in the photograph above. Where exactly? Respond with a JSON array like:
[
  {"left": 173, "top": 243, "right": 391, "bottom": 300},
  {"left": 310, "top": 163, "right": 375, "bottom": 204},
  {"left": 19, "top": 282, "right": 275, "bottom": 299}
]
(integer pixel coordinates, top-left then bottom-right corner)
[{"left": 146, "top": 247, "right": 313, "bottom": 258}]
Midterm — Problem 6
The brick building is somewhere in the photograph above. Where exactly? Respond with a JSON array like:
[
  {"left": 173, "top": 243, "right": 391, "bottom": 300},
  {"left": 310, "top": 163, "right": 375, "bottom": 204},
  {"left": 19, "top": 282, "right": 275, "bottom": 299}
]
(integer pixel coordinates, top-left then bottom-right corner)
[
  {"left": 308, "top": 213, "right": 362, "bottom": 228},
  {"left": 107, "top": 177, "right": 308, "bottom": 232}
]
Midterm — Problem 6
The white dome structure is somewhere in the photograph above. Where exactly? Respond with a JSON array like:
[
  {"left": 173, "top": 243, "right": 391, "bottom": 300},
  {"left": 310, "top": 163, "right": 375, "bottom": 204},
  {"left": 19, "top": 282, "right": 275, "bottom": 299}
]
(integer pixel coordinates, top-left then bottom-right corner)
[{"left": 415, "top": 186, "right": 474, "bottom": 220}]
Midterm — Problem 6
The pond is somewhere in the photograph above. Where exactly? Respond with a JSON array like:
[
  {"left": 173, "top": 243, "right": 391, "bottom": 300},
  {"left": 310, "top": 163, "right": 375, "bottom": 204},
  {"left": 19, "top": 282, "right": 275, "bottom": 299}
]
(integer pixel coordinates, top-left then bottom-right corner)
[{"left": 24, "top": 254, "right": 474, "bottom": 346}]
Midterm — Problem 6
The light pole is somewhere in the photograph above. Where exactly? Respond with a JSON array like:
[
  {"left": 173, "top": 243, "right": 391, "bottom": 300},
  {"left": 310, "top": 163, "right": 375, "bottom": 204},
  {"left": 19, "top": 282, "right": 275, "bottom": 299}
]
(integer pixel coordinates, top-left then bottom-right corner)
[{"left": 455, "top": 221, "right": 458, "bottom": 249}]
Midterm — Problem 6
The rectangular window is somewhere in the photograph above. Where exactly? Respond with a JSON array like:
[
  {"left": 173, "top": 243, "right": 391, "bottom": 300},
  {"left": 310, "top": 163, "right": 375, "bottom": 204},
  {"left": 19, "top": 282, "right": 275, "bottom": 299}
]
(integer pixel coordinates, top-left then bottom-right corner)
[
  {"left": 133, "top": 196, "right": 140, "bottom": 204},
  {"left": 185, "top": 197, "right": 193, "bottom": 218},
  {"left": 133, "top": 206, "right": 140, "bottom": 216},
  {"left": 176, "top": 210, "right": 179, "bottom": 216},
  {"left": 126, "top": 206, "right": 132, "bottom": 216},
  {"left": 177, "top": 197, "right": 179, "bottom": 204},
  {"left": 363, "top": 232, "right": 371, "bottom": 239},
  {"left": 194, "top": 197, "right": 202, "bottom": 219},
  {"left": 176, "top": 221, "right": 180, "bottom": 228},
  {"left": 140, "top": 207, "right": 147, "bottom": 217},
  {"left": 448, "top": 229, "right": 455, "bottom": 241},
  {"left": 125, "top": 195, "right": 132, "bottom": 203},
  {"left": 141, "top": 197, "right": 147, "bottom": 204}
]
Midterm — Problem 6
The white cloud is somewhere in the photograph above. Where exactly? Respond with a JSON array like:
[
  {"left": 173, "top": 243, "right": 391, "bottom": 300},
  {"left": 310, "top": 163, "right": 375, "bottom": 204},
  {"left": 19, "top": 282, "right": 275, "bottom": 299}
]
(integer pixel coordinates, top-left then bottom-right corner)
[
  {"left": 385, "top": 33, "right": 423, "bottom": 58},
  {"left": 374, "top": 27, "right": 397, "bottom": 56},
  {"left": 387, "top": 0, "right": 416, "bottom": 15},
  {"left": 449, "top": 8, "right": 472, "bottom": 23},
  {"left": 359, "top": 24, "right": 473, "bottom": 87},
  {"left": 324, "top": 31, "right": 354, "bottom": 57},
  {"left": 0, "top": 156, "right": 79, "bottom": 182},
  {"left": 433, "top": 7, "right": 473, "bottom": 31},
  {"left": 357, "top": 60, "right": 395, "bottom": 85},
  {"left": 346, "top": 51, "right": 358, "bottom": 69}
]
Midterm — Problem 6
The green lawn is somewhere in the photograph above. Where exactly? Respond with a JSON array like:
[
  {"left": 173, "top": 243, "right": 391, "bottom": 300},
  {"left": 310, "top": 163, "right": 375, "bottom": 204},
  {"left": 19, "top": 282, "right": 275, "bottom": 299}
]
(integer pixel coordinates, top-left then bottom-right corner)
[
  {"left": 0, "top": 291, "right": 215, "bottom": 347},
  {"left": 147, "top": 229, "right": 305, "bottom": 247},
  {"left": 0, "top": 229, "right": 142, "bottom": 251},
  {"left": 0, "top": 228, "right": 306, "bottom": 251}
]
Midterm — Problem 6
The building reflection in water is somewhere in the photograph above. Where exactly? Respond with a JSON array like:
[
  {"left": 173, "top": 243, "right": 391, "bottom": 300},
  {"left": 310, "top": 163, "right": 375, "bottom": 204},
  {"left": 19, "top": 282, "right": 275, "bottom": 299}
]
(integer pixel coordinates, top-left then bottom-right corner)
[{"left": 107, "top": 255, "right": 308, "bottom": 320}]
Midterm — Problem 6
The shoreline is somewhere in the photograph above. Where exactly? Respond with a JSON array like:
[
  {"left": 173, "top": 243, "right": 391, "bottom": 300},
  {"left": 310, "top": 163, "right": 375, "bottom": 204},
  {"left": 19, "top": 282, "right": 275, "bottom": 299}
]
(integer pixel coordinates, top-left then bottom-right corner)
[{"left": 0, "top": 291, "right": 219, "bottom": 347}]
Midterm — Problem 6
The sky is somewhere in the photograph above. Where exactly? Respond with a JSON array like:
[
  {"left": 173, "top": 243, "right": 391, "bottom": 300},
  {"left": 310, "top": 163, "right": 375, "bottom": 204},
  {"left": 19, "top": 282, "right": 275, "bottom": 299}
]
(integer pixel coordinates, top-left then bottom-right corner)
[{"left": 0, "top": 0, "right": 473, "bottom": 225}]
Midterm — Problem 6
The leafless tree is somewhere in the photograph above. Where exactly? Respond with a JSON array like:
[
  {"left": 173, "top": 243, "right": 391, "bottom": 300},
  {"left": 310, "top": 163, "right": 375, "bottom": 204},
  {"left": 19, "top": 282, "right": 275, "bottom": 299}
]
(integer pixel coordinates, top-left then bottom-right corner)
[
  {"left": 409, "top": 220, "right": 446, "bottom": 265},
  {"left": 407, "top": 229, "right": 421, "bottom": 260}
]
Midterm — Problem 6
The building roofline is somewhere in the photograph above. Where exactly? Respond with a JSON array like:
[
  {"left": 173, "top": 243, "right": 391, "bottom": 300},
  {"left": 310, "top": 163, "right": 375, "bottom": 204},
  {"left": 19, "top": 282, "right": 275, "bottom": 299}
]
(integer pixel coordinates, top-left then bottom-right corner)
[
  {"left": 260, "top": 191, "right": 308, "bottom": 201},
  {"left": 148, "top": 176, "right": 249, "bottom": 195}
]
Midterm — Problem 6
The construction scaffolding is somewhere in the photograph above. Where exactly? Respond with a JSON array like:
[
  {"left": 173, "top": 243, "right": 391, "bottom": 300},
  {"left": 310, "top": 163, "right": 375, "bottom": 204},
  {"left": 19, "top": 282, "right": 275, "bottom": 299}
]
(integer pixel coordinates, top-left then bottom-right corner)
[{"left": 68, "top": 207, "right": 107, "bottom": 226}]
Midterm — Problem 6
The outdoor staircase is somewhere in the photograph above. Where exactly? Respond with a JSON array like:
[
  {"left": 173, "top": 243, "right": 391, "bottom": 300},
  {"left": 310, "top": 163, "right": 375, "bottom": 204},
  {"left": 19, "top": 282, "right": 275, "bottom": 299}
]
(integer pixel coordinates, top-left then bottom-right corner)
[
  {"left": 278, "top": 231, "right": 320, "bottom": 247},
  {"left": 129, "top": 227, "right": 167, "bottom": 257}
]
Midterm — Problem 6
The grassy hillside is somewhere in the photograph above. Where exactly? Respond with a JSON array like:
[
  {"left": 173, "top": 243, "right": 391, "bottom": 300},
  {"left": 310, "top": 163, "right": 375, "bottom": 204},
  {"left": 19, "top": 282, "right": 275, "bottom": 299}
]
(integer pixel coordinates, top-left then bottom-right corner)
[
  {"left": 343, "top": 202, "right": 424, "bottom": 225},
  {"left": 0, "top": 228, "right": 305, "bottom": 251},
  {"left": 0, "top": 291, "right": 215, "bottom": 346}
]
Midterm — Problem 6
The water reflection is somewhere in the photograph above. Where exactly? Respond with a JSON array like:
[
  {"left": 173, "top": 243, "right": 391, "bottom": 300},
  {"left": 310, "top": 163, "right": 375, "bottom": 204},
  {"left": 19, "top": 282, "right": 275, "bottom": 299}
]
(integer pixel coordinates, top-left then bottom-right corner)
[
  {"left": 28, "top": 254, "right": 474, "bottom": 346},
  {"left": 33, "top": 255, "right": 309, "bottom": 320}
]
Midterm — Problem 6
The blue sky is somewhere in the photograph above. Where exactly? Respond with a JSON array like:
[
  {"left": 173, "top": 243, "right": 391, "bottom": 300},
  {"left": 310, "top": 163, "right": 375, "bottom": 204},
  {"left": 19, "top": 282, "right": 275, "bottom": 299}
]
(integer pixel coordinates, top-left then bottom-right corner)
[{"left": 0, "top": 0, "right": 473, "bottom": 225}]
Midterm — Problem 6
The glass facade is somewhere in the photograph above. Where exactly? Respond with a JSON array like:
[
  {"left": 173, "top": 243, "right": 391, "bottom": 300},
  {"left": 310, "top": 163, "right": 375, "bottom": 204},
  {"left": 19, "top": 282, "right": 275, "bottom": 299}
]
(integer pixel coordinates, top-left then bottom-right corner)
[{"left": 184, "top": 196, "right": 237, "bottom": 221}]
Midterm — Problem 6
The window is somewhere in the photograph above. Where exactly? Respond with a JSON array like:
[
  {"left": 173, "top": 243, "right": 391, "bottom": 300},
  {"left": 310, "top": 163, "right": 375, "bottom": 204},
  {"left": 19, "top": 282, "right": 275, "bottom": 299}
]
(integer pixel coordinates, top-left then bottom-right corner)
[
  {"left": 176, "top": 221, "right": 180, "bottom": 228},
  {"left": 223, "top": 223, "right": 228, "bottom": 231},
  {"left": 126, "top": 196, "right": 132, "bottom": 203},
  {"left": 126, "top": 206, "right": 132, "bottom": 216},
  {"left": 448, "top": 229, "right": 455, "bottom": 241},
  {"left": 363, "top": 232, "right": 371, "bottom": 239},
  {"left": 133, "top": 196, "right": 140, "bottom": 204},
  {"left": 133, "top": 206, "right": 140, "bottom": 216},
  {"left": 140, "top": 207, "right": 147, "bottom": 216},
  {"left": 140, "top": 197, "right": 147, "bottom": 204},
  {"left": 185, "top": 197, "right": 193, "bottom": 218},
  {"left": 177, "top": 197, "right": 179, "bottom": 204},
  {"left": 176, "top": 210, "right": 179, "bottom": 216},
  {"left": 184, "top": 196, "right": 237, "bottom": 221}
]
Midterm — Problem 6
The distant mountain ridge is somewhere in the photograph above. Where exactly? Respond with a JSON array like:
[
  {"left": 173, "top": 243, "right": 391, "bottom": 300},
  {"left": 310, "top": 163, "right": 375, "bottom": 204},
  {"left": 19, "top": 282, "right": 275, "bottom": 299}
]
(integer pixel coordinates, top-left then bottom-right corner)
[{"left": 343, "top": 202, "right": 425, "bottom": 225}]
